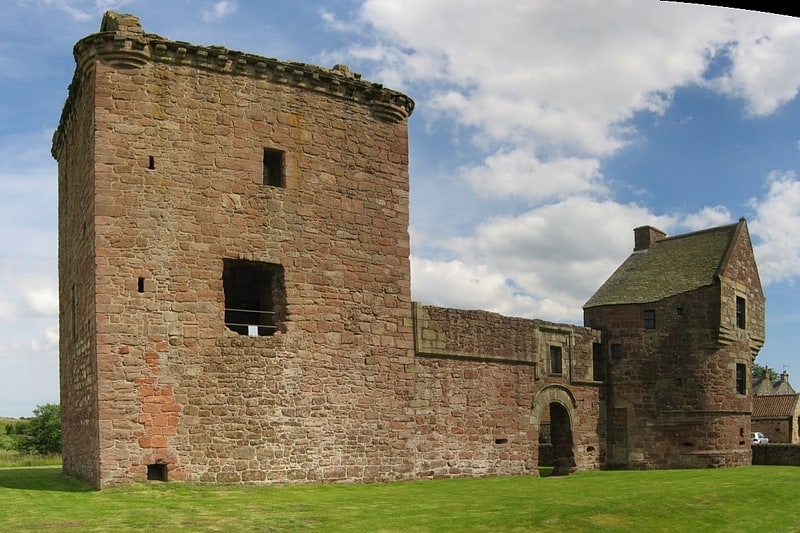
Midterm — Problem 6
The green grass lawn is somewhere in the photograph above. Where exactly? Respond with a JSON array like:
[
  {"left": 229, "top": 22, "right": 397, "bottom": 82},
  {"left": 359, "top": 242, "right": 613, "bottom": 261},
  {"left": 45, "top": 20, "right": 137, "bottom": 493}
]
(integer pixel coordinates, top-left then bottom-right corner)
[{"left": 0, "top": 466, "right": 798, "bottom": 532}]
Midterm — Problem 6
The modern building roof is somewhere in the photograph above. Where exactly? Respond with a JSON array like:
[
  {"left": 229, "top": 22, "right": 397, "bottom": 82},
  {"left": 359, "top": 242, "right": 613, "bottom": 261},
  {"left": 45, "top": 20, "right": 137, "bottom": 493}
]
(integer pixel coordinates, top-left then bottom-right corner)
[
  {"left": 584, "top": 220, "right": 742, "bottom": 309},
  {"left": 752, "top": 394, "right": 798, "bottom": 418}
]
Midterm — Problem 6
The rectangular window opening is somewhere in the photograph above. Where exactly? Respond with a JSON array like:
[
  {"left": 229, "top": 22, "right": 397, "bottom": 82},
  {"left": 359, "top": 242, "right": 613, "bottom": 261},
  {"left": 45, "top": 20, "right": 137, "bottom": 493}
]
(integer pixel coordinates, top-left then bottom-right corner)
[
  {"left": 736, "top": 363, "right": 746, "bottom": 395},
  {"left": 147, "top": 463, "right": 168, "bottom": 481},
  {"left": 223, "top": 258, "right": 285, "bottom": 336},
  {"left": 643, "top": 309, "right": 656, "bottom": 330},
  {"left": 736, "top": 296, "right": 746, "bottom": 329},
  {"left": 592, "top": 343, "right": 604, "bottom": 381},
  {"left": 263, "top": 148, "right": 285, "bottom": 187},
  {"left": 137, "top": 277, "right": 145, "bottom": 293},
  {"left": 148, "top": 155, "right": 155, "bottom": 170},
  {"left": 676, "top": 307, "right": 683, "bottom": 317},
  {"left": 549, "top": 345, "right": 563, "bottom": 376},
  {"left": 610, "top": 344, "right": 622, "bottom": 360}
]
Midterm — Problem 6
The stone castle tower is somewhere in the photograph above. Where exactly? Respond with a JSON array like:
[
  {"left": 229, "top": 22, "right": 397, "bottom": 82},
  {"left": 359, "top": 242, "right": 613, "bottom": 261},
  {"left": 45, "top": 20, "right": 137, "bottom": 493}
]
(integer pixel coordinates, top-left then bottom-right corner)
[{"left": 53, "top": 11, "right": 417, "bottom": 486}]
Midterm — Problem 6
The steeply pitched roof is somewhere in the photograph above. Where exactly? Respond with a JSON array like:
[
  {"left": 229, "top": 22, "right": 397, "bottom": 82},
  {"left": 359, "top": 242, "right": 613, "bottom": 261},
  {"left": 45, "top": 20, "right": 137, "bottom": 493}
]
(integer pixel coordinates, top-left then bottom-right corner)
[
  {"left": 752, "top": 394, "right": 798, "bottom": 418},
  {"left": 584, "top": 221, "right": 741, "bottom": 308},
  {"left": 753, "top": 372, "right": 796, "bottom": 396}
]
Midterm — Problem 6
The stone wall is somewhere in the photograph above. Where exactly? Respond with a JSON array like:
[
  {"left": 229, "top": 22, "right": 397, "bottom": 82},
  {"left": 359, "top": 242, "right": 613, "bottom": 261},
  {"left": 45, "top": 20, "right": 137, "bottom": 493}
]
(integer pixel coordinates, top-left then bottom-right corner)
[
  {"left": 412, "top": 304, "right": 604, "bottom": 474},
  {"left": 53, "top": 61, "right": 101, "bottom": 487}
]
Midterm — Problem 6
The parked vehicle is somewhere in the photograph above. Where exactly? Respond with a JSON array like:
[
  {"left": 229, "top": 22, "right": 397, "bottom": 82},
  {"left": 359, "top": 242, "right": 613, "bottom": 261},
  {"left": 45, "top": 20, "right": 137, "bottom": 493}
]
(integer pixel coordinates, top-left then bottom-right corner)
[{"left": 751, "top": 432, "right": 769, "bottom": 444}]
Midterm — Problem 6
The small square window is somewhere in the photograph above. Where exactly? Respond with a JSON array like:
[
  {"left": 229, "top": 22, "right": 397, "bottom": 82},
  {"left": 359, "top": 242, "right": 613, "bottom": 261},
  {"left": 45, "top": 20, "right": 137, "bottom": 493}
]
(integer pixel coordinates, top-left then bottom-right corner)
[
  {"left": 643, "top": 310, "right": 656, "bottom": 330},
  {"left": 676, "top": 307, "right": 683, "bottom": 317},
  {"left": 736, "top": 296, "right": 746, "bottom": 329},
  {"left": 610, "top": 344, "right": 622, "bottom": 360},
  {"left": 263, "top": 148, "right": 285, "bottom": 187},
  {"left": 549, "top": 345, "right": 563, "bottom": 376}
]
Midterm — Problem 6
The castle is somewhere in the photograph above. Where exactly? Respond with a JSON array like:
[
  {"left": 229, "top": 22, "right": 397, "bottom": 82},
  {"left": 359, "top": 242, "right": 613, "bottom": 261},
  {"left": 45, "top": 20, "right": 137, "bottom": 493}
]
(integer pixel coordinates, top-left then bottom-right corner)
[{"left": 52, "top": 12, "right": 765, "bottom": 488}]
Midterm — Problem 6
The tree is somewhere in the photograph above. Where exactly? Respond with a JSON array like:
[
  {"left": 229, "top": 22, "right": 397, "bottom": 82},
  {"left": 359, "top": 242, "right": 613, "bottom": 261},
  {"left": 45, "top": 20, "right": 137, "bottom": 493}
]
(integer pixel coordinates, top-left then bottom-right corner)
[
  {"left": 752, "top": 363, "right": 778, "bottom": 382},
  {"left": 13, "top": 404, "right": 61, "bottom": 455}
]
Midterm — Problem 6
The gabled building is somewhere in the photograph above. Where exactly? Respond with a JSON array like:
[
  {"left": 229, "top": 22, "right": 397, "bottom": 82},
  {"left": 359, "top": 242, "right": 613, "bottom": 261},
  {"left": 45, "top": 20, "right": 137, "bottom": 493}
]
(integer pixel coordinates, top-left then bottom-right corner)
[
  {"left": 584, "top": 220, "right": 765, "bottom": 468},
  {"left": 752, "top": 371, "right": 800, "bottom": 443}
]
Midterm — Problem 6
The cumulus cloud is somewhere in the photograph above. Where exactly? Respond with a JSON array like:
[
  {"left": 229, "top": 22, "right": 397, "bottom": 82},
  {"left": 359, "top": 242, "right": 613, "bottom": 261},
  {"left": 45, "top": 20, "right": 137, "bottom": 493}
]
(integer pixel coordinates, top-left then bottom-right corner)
[
  {"left": 412, "top": 196, "right": 679, "bottom": 323},
  {"left": 749, "top": 170, "right": 800, "bottom": 285},
  {"left": 202, "top": 0, "right": 238, "bottom": 23},
  {"left": 348, "top": 0, "right": 800, "bottom": 320},
  {"left": 681, "top": 205, "right": 733, "bottom": 232},
  {"left": 24, "top": 287, "right": 58, "bottom": 316},
  {"left": 351, "top": 0, "right": 785, "bottom": 157},
  {"left": 708, "top": 20, "right": 800, "bottom": 116},
  {"left": 461, "top": 150, "right": 605, "bottom": 203}
]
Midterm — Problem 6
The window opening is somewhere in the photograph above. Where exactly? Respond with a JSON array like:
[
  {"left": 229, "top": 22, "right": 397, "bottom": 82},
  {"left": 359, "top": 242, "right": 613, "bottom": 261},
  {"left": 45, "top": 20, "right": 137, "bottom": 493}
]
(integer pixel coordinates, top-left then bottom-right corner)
[
  {"left": 263, "top": 148, "right": 285, "bottom": 187},
  {"left": 147, "top": 463, "right": 168, "bottom": 481},
  {"left": 736, "top": 296, "right": 746, "bottom": 329},
  {"left": 676, "top": 307, "right": 683, "bottom": 317},
  {"left": 610, "top": 344, "right": 622, "bottom": 360},
  {"left": 223, "top": 259, "right": 285, "bottom": 336},
  {"left": 137, "top": 277, "right": 145, "bottom": 293},
  {"left": 148, "top": 156, "right": 155, "bottom": 170},
  {"left": 71, "top": 285, "right": 77, "bottom": 339},
  {"left": 643, "top": 309, "right": 656, "bottom": 330},
  {"left": 494, "top": 438, "right": 508, "bottom": 445},
  {"left": 736, "top": 363, "right": 746, "bottom": 395},
  {"left": 592, "top": 343, "right": 604, "bottom": 381},
  {"left": 549, "top": 345, "right": 563, "bottom": 376}
]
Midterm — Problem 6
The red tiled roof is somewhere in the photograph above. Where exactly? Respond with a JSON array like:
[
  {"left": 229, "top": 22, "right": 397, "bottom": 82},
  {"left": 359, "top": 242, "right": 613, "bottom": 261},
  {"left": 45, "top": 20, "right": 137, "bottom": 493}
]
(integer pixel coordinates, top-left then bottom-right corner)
[{"left": 752, "top": 394, "right": 798, "bottom": 418}]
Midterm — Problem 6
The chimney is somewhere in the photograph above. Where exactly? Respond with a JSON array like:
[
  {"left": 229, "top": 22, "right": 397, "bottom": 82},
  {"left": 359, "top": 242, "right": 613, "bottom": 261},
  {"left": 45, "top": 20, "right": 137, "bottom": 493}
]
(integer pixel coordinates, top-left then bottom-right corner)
[
  {"left": 633, "top": 226, "right": 666, "bottom": 251},
  {"left": 781, "top": 370, "right": 789, "bottom": 383}
]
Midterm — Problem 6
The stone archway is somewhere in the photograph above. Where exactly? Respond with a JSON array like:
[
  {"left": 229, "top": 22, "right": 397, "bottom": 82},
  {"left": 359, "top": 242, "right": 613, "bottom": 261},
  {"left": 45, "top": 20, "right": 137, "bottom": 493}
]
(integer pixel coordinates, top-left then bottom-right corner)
[{"left": 532, "top": 386, "right": 577, "bottom": 476}]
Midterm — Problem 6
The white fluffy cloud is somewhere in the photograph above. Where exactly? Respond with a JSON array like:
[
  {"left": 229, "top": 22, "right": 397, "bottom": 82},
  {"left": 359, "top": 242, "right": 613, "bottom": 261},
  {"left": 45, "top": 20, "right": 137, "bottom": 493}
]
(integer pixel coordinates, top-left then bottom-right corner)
[
  {"left": 202, "top": 1, "right": 238, "bottom": 23},
  {"left": 412, "top": 197, "right": 678, "bottom": 322},
  {"left": 342, "top": 1, "right": 800, "bottom": 320},
  {"left": 749, "top": 171, "right": 800, "bottom": 285},
  {"left": 461, "top": 150, "right": 605, "bottom": 202},
  {"left": 353, "top": 0, "right": 795, "bottom": 157}
]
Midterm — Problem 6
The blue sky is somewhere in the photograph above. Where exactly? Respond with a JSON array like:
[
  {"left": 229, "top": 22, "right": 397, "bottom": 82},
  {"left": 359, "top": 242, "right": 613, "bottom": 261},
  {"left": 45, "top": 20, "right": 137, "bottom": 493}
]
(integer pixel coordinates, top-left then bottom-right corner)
[{"left": 2, "top": 1, "right": 800, "bottom": 417}]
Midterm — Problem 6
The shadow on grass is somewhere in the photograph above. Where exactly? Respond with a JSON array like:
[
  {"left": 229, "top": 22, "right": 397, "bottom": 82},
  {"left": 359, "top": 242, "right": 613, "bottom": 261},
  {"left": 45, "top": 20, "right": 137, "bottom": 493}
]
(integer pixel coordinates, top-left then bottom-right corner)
[{"left": 0, "top": 467, "right": 94, "bottom": 492}]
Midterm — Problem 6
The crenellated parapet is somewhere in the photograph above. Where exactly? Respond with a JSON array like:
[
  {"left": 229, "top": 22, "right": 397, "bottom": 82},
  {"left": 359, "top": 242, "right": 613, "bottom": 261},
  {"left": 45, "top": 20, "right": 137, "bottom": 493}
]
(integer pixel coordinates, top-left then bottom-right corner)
[{"left": 53, "top": 11, "right": 414, "bottom": 157}]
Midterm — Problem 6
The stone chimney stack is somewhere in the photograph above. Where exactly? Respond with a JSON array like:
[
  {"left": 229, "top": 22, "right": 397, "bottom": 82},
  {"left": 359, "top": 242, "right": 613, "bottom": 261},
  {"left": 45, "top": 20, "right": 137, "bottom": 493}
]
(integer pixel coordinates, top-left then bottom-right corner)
[
  {"left": 781, "top": 370, "right": 789, "bottom": 383},
  {"left": 633, "top": 226, "right": 667, "bottom": 251}
]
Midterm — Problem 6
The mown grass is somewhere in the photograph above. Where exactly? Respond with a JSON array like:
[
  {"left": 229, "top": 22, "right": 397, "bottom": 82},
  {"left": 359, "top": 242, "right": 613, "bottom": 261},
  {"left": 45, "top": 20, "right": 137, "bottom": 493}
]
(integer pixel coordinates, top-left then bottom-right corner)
[{"left": 0, "top": 466, "right": 798, "bottom": 532}]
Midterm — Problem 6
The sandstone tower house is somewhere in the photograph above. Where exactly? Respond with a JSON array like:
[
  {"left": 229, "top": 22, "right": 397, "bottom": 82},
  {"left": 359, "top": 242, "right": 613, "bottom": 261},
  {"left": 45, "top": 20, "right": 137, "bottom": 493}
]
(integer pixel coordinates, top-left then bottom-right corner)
[
  {"left": 585, "top": 220, "right": 765, "bottom": 468},
  {"left": 52, "top": 12, "right": 418, "bottom": 487}
]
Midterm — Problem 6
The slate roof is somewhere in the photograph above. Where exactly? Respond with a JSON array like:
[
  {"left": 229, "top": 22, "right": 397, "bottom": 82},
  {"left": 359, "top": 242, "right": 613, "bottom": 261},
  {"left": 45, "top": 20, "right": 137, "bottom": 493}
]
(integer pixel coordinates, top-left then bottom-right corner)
[
  {"left": 753, "top": 373, "right": 796, "bottom": 396},
  {"left": 584, "top": 221, "right": 740, "bottom": 308},
  {"left": 752, "top": 394, "right": 798, "bottom": 418}
]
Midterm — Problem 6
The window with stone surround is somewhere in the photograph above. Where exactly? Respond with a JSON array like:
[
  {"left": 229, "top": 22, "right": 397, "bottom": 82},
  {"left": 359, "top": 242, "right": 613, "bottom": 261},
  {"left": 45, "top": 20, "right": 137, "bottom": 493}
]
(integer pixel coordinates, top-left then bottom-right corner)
[
  {"left": 263, "top": 148, "right": 285, "bottom": 187},
  {"left": 223, "top": 259, "right": 285, "bottom": 336},
  {"left": 549, "top": 345, "right": 563, "bottom": 376},
  {"left": 736, "top": 363, "right": 746, "bottom": 395},
  {"left": 643, "top": 309, "right": 656, "bottom": 330},
  {"left": 736, "top": 296, "right": 746, "bottom": 329},
  {"left": 592, "top": 343, "right": 604, "bottom": 381}
]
